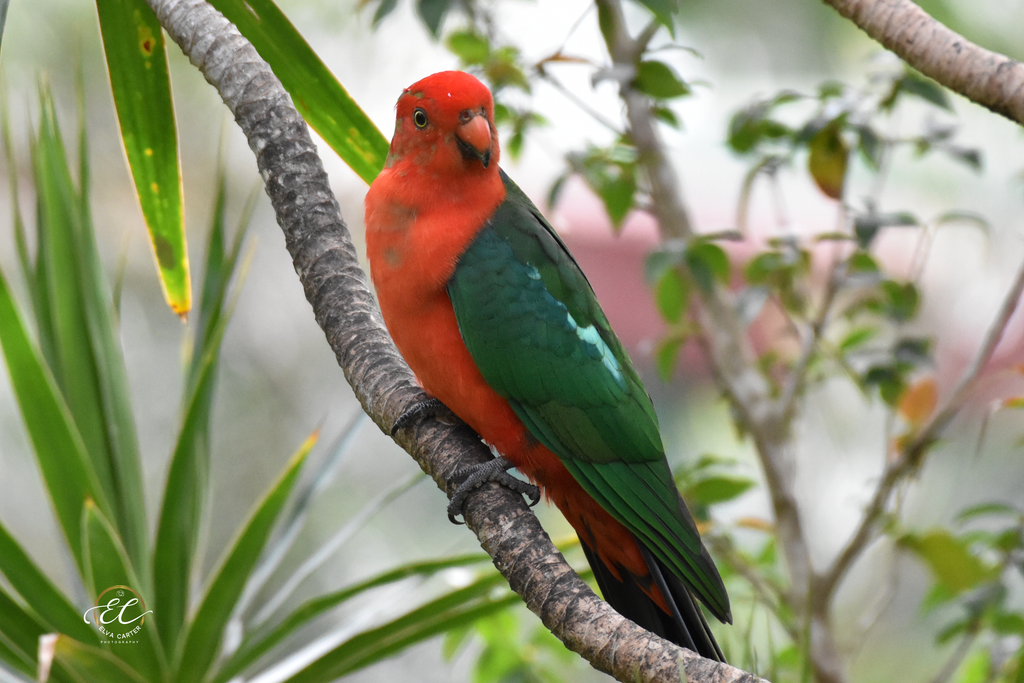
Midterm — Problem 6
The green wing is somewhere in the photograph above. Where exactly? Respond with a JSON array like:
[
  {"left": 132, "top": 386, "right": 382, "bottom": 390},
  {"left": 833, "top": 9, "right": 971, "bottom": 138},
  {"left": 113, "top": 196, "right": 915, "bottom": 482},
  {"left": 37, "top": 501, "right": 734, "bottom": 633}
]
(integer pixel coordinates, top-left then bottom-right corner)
[{"left": 447, "top": 170, "right": 729, "bottom": 621}]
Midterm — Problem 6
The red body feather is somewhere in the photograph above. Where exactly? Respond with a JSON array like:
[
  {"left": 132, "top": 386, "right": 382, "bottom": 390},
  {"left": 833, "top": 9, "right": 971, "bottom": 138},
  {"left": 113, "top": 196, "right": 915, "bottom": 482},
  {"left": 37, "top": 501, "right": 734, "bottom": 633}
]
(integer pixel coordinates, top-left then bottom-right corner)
[{"left": 365, "top": 71, "right": 663, "bottom": 610}]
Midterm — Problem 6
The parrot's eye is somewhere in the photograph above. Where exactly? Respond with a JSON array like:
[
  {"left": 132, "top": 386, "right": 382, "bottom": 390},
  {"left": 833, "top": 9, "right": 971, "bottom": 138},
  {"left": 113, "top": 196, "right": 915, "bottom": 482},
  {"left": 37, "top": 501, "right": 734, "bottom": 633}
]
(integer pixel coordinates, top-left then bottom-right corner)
[{"left": 413, "top": 108, "right": 429, "bottom": 129}]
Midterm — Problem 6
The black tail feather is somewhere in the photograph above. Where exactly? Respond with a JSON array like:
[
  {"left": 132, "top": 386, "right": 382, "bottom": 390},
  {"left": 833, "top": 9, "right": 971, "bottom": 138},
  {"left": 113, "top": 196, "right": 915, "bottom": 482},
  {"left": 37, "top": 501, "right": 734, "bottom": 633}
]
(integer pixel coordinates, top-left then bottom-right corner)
[{"left": 581, "top": 541, "right": 725, "bottom": 662}]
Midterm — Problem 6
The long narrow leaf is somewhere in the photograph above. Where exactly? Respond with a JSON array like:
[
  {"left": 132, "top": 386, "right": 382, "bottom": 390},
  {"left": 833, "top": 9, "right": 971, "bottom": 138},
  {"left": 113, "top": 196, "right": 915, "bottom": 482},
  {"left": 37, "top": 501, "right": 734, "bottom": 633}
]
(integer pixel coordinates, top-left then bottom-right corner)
[
  {"left": 186, "top": 169, "right": 254, "bottom": 397},
  {"left": 282, "top": 575, "right": 518, "bottom": 683},
  {"left": 232, "top": 414, "right": 366, "bottom": 625},
  {"left": 151, "top": 347, "right": 217, "bottom": 658},
  {"left": 175, "top": 439, "right": 313, "bottom": 681},
  {"left": 0, "top": 0, "right": 8, "bottom": 56},
  {"left": 0, "top": 589, "right": 46, "bottom": 678},
  {"left": 0, "top": 265, "right": 106, "bottom": 570},
  {"left": 253, "top": 470, "right": 423, "bottom": 625},
  {"left": 76, "top": 85, "right": 149, "bottom": 581},
  {"left": 0, "top": 523, "right": 96, "bottom": 644},
  {"left": 38, "top": 635, "right": 146, "bottom": 683},
  {"left": 31, "top": 94, "right": 148, "bottom": 577},
  {"left": 205, "top": 0, "right": 389, "bottom": 184},
  {"left": 81, "top": 502, "right": 167, "bottom": 682},
  {"left": 95, "top": 0, "right": 190, "bottom": 315},
  {"left": 0, "top": 93, "right": 32, "bottom": 287},
  {"left": 213, "top": 554, "right": 490, "bottom": 682},
  {"left": 152, "top": 176, "right": 250, "bottom": 657}
]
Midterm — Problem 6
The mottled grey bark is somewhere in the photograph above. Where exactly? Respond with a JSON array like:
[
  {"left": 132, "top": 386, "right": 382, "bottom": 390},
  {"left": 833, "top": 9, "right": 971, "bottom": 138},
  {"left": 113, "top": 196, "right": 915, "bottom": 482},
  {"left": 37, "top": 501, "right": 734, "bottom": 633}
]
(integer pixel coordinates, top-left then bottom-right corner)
[{"left": 141, "top": 0, "right": 765, "bottom": 681}]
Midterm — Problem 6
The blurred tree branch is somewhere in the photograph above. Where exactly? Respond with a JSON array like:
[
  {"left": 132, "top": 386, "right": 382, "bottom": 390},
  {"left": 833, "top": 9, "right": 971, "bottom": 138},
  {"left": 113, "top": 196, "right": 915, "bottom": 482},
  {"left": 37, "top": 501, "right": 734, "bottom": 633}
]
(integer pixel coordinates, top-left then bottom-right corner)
[
  {"left": 595, "top": 0, "right": 843, "bottom": 679},
  {"left": 821, "top": 0, "right": 1024, "bottom": 125},
  {"left": 140, "top": 0, "right": 765, "bottom": 681},
  {"left": 819, "top": 256, "right": 1024, "bottom": 602},
  {"left": 593, "top": 2, "right": 1024, "bottom": 683}
]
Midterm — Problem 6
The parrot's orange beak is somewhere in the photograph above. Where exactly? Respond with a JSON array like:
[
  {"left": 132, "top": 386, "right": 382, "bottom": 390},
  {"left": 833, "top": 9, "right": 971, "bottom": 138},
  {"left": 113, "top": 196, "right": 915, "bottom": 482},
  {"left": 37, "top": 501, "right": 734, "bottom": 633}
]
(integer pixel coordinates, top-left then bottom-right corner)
[{"left": 455, "top": 112, "right": 492, "bottom": 168}]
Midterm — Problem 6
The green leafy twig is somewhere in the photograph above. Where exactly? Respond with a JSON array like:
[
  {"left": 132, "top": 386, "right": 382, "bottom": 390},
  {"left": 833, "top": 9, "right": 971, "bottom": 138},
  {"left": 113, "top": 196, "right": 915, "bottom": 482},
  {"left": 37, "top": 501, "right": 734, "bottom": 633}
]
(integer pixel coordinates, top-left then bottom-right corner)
[{"left": 819, "top": 254, "right": 1024, "bottom": 602}]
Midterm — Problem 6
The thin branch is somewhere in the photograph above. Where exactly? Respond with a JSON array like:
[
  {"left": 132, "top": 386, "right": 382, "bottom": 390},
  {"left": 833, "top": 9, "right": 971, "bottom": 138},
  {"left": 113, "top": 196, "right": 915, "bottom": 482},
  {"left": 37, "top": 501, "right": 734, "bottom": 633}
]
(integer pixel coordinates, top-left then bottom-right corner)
[
  {"left": 778, "top": 254, "right": 847, "bottom": 425},
  {"left": 820, "top": 0, "right": 1024, "bottom": 125},
  {"left": 594, "top": 0, "right": 836, "bottom": 677},
  {"left": 821, "top": 254, "right": 1024, "bottom": 599},
  {"left": 536, "top": 71, "right": 622, "bottom": 133},
  {"left": 705, "top": 534, "right": 798, "bottom": 642}
]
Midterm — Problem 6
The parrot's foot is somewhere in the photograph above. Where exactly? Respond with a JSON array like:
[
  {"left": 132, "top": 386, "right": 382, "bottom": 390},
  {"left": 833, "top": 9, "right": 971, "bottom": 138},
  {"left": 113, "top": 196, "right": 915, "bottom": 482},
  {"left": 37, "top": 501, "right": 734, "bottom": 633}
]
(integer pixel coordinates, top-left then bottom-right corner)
[
  {"left": 390, "top": 397, "right": 451, "bottom": 436},
  {"left": 447, "top": 456, "right": 541, "bottom": 524}
]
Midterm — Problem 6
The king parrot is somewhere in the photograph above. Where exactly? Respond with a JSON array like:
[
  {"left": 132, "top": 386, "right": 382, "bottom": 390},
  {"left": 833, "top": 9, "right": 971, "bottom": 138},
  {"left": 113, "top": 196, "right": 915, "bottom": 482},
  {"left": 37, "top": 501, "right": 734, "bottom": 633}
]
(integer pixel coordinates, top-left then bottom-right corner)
[{"left": 365, "top": 70, "right": 731, "bottom": 660}]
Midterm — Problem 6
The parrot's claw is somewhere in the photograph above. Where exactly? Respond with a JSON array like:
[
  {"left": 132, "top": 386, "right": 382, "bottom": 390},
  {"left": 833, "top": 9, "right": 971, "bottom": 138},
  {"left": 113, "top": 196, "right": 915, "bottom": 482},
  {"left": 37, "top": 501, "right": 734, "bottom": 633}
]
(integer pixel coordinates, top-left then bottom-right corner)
[
  {"left": 447, "top": 456, "right": 541, "bottom": 524},
  {"left": 391, "top": 397, "right": 450, "bottom": 436}
]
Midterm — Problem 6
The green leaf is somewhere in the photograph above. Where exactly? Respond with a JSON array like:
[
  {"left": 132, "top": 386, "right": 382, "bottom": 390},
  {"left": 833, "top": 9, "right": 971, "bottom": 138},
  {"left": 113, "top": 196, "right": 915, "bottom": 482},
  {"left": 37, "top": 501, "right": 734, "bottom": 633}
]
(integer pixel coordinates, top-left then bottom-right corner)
[
  {"left": 900, "top": 72, "right": 953, "bottom": 111},
  {"left": 943, "top": 145, "right": 983, "bottom": 171},
  {"left": 953, "top": 649, "right": 991, "bottom": 683},
  {"left": 175, "top": 439, "right": 312, "bottom": 682},
  {"left": 893, "top": 337, "right": 932, "bottom": 366},
  {"left": 863, "top": 365, "right": 905, "bottom": 406},
  {"left": 808, "top": 120, "right": 848, "bottom": 200},
  {"left": 0, "top": 521, "right": 97, "bottom": 644},
  {"left": 880, "top": 280, "right": 920, "bottom": 322},
  {"left": 847, "top": 250, "right": 879, "bottom": 274},
  {"left": 0, "top": 587, "right": 48, "bottom": 677},
  {"left": 935, "top": 616, "right": 970, "bottom": 645},
  {"left": 934, "top": 210, "right": 990, "bottom": 233},
  {"left": 685, "top": 242, "right": 730, "bottom": 293},
  {"left": 853, "top": 210, "right": 918, "bottom": 250},
  {"left": 685, "top": 476, "right": 755, "bottom": 506},
  {"left": 653, "top": 105, "right": 681, "bottom": 129},
  {"left": 838, "top": 326, "right": 878, "bottom": 352},
  {"left": 213, "top": 554, "right": 491, "bottom": 683},
  {"left": 744, "top": 251, "right": 790, "bottom": 285},
  {"left": 151, "top": 349, "right": 217, "bottom": 658},
  {"left": 417, "top": 0, "right": 451, "bottom": 37},
  {"left": 644, "top": 245, "right": 682, "bottom": 284},
  {"left": 371, "top": 0, "right": 398, "bottom": 27},
  {"left": 633, "top": 61, "right": 690, "bottom": 100},
  {"left": 957, "top": 502, "right": 1020, "bottom": 523},
  {"left": 447, "top": 30, "right": 490, "bottom": 65},
  {"left": 96, "top": 0, "right": 190, "bottom": 316},
  {"left": 281, "top": 574, "right": 518, "bottom": 682},
  {"left": 655, "top": 335, "right": 686, "bottom": 382},
  {"left": 857, "top": 125, "right": 883, "bottom": 170},
  {"left": 993, "top": 612, "right": 1024, "bottom": 636},
  {"left": 899, "top": 529, "right": 996, "bottom": 595},
  {"left": 38, "top": 635, "right": 147, "bottom": 683},
  {"left": 207, "top": 0, "right": 389, "bottom": 184},
  {"left": 81, "top": 502, "right": 167, "bottom": 681},
  {"left": 598, "top": 168, "right": 636, "bottom": 228},
  {"left": 0, "top": 264, "right": 107, "bottom": 571},
  {"left": 727, "top": 95, "right": 796, "bottom": 154},
  {"left": 654, "top": 268, "right": 689, "bottom": 323},
  {"left": 635, "top": 0, "right": 677, "bottom": 32}
]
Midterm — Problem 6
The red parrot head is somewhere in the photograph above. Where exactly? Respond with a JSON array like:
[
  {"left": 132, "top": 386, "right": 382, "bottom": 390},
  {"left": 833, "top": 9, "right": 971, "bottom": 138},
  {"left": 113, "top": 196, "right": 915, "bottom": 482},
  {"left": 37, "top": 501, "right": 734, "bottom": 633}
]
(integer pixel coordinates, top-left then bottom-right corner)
[{"left": 385, "top": 71, "right": 500, "bottom": 177}]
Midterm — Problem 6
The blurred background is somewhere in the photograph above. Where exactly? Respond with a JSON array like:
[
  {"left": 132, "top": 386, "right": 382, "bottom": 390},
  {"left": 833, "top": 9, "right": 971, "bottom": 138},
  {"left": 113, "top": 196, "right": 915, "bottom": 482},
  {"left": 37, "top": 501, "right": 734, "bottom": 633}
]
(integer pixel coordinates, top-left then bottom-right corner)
[{"left": 1, "top": 0, "right": 1023, "bottom": 681}]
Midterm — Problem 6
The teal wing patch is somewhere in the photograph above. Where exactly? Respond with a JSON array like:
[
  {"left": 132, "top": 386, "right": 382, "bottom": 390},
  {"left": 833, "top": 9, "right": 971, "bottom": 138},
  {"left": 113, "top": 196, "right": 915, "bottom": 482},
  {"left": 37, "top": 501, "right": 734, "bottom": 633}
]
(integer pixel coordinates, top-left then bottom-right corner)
[{"left": 447, "top": 170, "right": 730, "bottom": 621}]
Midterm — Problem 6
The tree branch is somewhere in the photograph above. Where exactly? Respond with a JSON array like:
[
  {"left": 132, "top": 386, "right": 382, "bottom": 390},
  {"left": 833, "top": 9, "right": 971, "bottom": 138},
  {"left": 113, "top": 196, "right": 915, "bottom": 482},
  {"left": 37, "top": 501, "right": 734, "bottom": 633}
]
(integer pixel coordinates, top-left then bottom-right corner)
[
  {"left": 143, "top": 0, "right": 764, "bottom": 681},
  {"left": 820, "top": 0, "right": 1024, "bottom": 125},
  {"left": 593, "top": 2, "right": 848, "bottom": 680},
  {"left": 820, "top": 254, "right": 1024, "bottom": 600}
]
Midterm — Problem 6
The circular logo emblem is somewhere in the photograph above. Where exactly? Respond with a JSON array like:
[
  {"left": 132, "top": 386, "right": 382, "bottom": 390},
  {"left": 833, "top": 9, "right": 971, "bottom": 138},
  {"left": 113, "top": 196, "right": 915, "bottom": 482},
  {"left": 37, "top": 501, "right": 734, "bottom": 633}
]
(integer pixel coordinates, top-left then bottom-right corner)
[{"left": 83, "top": 585, "right": 153, "bottom": 644}]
